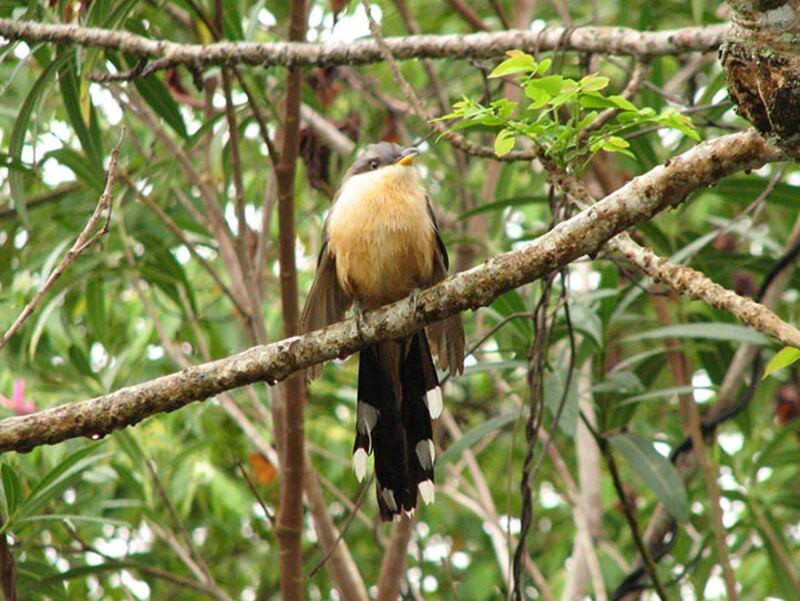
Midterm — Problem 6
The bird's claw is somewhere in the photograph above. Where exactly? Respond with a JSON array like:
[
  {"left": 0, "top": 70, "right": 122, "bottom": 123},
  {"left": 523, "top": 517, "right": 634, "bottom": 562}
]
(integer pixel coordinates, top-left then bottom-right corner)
[
  {"left": 353, "top": 302, "right": 367, "bottom": 339},
  {"left": 409, "top": 288, "right": 422, "bottom": 314}
]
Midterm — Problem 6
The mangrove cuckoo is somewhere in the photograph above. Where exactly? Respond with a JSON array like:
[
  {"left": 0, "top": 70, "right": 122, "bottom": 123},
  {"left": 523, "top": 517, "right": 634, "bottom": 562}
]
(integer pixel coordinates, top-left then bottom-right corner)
[{"left": 301, "top": 142, "right": 464, "bottom": 521}]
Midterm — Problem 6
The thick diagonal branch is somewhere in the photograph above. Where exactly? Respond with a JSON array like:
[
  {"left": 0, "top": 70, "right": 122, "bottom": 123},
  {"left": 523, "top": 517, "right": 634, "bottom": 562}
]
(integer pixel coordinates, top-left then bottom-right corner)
[{"left": 0, "top": 131, "right": 786, "bottom": 455}]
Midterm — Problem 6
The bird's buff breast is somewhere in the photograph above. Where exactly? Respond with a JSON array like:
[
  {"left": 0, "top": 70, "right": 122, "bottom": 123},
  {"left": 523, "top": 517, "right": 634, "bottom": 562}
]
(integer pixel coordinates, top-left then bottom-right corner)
[{"left": 327, "top": 166, "right": 435, "bottom": 308}]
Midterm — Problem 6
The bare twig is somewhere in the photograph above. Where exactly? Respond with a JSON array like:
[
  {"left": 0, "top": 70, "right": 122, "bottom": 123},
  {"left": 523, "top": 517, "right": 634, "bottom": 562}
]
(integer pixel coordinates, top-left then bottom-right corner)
[
  {"left": 59, "top": 521, "right": 228, "bottom": 599},
  {"left": 447, "top": 0, "right": 490, "bottom": 31},
  {"left": 145, "top": 459, "right": 214, "bottom": 584},
  {"left": 376, "top": 515, "right": 415, "bottom": 601},
  {"left": 0, "top": 19, "right": 729, "bottom": 74},
  {"left": 148, "top": 521, "right": 235, "bottom": 601},
  {"left": 0, "top": 132, "right": 122, "bottom": 350},
  {"left": 235, "top": 458, "right": 276, "bottom": 525},
  {"left": 681, "top": 385, "right": 739, "bottom": 600},
  {"left": 300, "top": 104, "right": 356, "bottom": 156},
  {"left": 600, "top": 438, "right": 671, "bottom": 601},
  {"left": 0, "top": 181, "right": 81, "bottom": 221},
  {"left": 0, "top": 524, "right": 16, "bottom": 601}
]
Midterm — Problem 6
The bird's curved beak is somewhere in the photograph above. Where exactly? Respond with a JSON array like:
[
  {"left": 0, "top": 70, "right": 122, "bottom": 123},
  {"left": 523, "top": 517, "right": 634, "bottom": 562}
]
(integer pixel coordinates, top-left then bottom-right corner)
[{"left": 396, "top": 147, "right": 421, "bottom": 166}]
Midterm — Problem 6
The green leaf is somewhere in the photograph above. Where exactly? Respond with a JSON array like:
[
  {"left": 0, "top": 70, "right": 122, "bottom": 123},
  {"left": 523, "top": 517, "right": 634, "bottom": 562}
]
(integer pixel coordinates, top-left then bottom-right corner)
[
  {"left": 9, "top": 54, "right": 69, "bottom": 224},
  {"left": 67, "top": 344, "right": 93, "bottom": 377},
  {"left": 458, "top": 195, "right": 547, "bottom": 220},
  {"left": 494, "top": 129, "right": 516, "bottom": 157},
  {"left": 601, "top": 136, "right": 633, "bottom": 157},
  {"left": 56, "top": 48, "right": 102, "bottom": 166},
  {"left": 624, "top": 323, "right": 770, "bottom": 346},
  {"left": 21, "top": 446, "right": 109, "bottom": 519},
  {"left": 604, "top": 136, "right": 630, "bottom": 150},
  {"left": 609, "top": 432, "right": 689, "bottom": 522},
  {"left": 536, "top": 57, "right": 552, "bottom": 74},
  {"left": 222, "top": 0, "right": 245, "bottom": 40},
  {"left": 609, "top": 95, "right": 638, "bottom": 112},
  {"left": 618, "top": 385, "right": 706, "bottom": 406},
  {"left": 763, "top": 347, "right": 800, "bottom": 379},
  {"left": 134, "top": 74, "right": 188, "bottom": 139},
  {"left": 45, "top": 148, "right": 104, "bottom": 191},
  {"left": 16, "top": 514, "right": 129, "bottom": 527},
  {"left": 488, "top": 51, "right": 536, "bottom": 78},
  {"left": 532, "top": 75, "right": 567, "bottom": 96},
  {"left": 86, "top": 277, "right": 108, "bottom": 345},
  {"left": 439, "top": 411, "right": 519, "bottom": 465},
  {"left": 524, "top": 80, "right": 552, "bottom": 109},
  {"left": 0, "top": 464, "right": 21, "bottom": 521},
  {"left": 544, "top": 365, "right": 579, "bottom": 436},
  {"left": 580, "top": 74, "right": 610, "bottom": 92},
  {"left": 578, "top": 93, "right": 619, "bottom": 109},
  {"left": 691, "top": 0, "right": 705, "bottom": 23}
]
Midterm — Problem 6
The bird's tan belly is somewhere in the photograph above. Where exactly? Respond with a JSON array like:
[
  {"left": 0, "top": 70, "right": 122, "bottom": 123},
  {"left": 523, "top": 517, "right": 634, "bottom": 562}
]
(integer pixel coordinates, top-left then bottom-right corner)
[{"left": 328, "top": 200, "right": 435, "bottom": 309}]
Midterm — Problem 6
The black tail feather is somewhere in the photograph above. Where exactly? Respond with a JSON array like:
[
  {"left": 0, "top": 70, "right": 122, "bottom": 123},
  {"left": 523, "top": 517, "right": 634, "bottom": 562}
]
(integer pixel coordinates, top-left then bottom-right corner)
[{"left": 353, "top": 331, "right": 441, "bottom": 521}]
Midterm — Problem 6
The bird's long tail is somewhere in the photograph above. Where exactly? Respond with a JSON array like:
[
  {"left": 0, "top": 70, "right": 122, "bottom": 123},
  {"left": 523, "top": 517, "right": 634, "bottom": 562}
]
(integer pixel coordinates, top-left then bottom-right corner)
[{"left": 352, "top": 331, "right": 442, "bottom": 521}]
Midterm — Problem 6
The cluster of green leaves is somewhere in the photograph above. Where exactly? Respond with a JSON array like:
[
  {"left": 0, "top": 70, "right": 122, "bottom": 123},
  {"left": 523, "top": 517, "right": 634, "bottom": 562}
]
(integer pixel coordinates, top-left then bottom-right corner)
[{"left": 439, "top": 50, "right": 699, "bottom": 170}]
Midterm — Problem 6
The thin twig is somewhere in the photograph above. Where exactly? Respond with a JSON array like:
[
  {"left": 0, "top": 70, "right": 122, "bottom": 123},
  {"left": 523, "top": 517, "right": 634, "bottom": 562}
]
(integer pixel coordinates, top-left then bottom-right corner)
[
  {"left": 600, "top": 439, "right": 671, "bottom": 601},
  {"left": 681, "top": 391, "right": 739, "bottom": 600},
  {"left": 307, "top": 475, "right": 371, "bottom": 578},
  {"left": 0, "top": 131, "right": 123, "bottom": 350},
  {"left": 144, "top": 459, "right": 214, "bottom": 584},
  {"left": 235, "top": 457, "right": 276, "bottom": 525}
]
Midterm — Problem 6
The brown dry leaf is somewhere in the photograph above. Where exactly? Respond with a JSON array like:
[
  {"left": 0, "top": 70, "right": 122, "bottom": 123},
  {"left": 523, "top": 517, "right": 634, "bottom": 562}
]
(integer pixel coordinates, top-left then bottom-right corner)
[{"left": 249, "top": 452, "right": 277, "bottom": 485}]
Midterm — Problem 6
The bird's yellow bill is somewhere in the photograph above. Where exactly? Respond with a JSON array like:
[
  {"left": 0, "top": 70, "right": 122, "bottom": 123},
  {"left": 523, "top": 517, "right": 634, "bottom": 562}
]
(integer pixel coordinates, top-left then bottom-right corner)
[{"left": 396, "top": 148, "right": 421, "bottom": 166}]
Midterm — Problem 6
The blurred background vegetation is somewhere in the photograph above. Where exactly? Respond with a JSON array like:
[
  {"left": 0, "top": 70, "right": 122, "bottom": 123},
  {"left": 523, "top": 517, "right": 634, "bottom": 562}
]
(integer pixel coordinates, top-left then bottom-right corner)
[{"left": 1, "top": 0, "right": 799, "bottom": 599}]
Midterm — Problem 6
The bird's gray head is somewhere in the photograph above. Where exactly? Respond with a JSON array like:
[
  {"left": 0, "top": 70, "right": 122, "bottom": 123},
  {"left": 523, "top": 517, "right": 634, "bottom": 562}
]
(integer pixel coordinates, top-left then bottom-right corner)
[{"left": 344, "top": 143, "right": 421, "bottom": 179}]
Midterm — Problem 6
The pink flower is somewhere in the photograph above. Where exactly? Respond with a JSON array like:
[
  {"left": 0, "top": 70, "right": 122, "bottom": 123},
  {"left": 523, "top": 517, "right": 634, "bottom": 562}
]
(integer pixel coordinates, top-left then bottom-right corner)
[{"left": 0, "top": 379, "right": 36, "bottom": 415}]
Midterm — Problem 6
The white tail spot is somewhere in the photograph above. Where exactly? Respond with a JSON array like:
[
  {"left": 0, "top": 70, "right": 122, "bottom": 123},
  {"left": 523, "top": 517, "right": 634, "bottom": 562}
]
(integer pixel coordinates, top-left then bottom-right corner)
[
  {"left": 357, "top": 402, "right": 379, "bottom": 434},
  {"left": 352, "top": 448, "right": 368, "bottom": 482},
  {"left": 415, "top": 439, "right": 435, "bottom": 471},
  {"left": 425, "top": 386, "right": 443, "bottom": 419},
  {"left": 382, "top": 488, "right": 398, "bottom": 512},
  {"left": 357, "top": 402, "right": 379, "bottom": 448},
  {"left": 418, "top": 479, "right": 435, "bottom": 505}
]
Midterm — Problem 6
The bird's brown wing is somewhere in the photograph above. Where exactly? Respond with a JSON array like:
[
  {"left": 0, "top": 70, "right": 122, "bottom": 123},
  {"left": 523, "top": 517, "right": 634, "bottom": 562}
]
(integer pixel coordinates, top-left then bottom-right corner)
[
  {"left": 424, "top": 199, "right": 465, "bottom": 375},
  {"left": 301, "top": 227, "right": 352, "bottom": 378}
]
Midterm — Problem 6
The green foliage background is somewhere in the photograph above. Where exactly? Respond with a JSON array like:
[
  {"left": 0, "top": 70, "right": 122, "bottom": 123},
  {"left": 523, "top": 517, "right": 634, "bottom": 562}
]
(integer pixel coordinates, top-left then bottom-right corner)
[{"left": 1, "top": 0, "right": 799, "bottom": 599}]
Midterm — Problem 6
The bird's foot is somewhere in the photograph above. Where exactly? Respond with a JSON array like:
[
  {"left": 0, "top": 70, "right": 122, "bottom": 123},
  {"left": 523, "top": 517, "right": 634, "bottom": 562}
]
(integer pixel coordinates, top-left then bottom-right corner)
[
  {"left": 408, "top": 287, "right": 422, "bottom": 314},
  {"left": 353, "top": 302, "right": 367, "bottom": 339}
]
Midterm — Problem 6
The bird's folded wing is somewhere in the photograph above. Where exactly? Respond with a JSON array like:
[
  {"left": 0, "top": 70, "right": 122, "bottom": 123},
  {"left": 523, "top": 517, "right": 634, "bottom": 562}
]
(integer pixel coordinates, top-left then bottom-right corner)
[
  {"left": 425, "top": 199, "right": 465, "bottom": 375},
  {"left": 301, "top": 239, "right": 352, "bottom": 378}
]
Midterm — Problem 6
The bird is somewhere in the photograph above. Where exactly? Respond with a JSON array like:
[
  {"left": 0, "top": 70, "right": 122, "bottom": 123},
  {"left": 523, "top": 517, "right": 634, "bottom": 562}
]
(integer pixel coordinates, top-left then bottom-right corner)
[{"left": 301, "top": 142, "right": 464, "bottom": 521}]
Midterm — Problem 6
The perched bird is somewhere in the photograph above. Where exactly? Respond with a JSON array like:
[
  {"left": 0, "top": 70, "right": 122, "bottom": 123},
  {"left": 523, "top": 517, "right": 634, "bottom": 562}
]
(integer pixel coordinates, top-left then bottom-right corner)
[{"left": 301, "top": 142, "right": 464, "bottom": 521}]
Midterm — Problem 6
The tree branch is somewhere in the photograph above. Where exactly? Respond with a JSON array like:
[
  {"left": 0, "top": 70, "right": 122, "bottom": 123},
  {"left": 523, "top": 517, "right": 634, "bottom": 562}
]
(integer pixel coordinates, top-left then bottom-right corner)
[
  {"left": 0, "top": 134, "right": 121, "bottom": 350},
  {"left": 0, "top": 19, "right": 729, "bottom": 74},
  {"left": 0, "top": 131, "right": 785, "bottom": 455},
  {"left": 274, "top": 2, "right": 308, "bottom": 600}
]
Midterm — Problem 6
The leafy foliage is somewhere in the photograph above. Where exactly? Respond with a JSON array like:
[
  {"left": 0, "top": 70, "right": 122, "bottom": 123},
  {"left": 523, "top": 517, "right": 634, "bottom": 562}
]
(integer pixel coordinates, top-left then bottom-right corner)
[{"left": 439, "top": 50, "right": 698, "bottom": 169}]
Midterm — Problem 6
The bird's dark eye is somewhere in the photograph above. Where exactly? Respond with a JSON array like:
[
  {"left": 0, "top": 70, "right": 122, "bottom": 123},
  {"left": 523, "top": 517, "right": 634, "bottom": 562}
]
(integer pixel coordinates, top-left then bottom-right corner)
[{"left": 369, "top": 159, "right": 379, "bottom": 170}]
